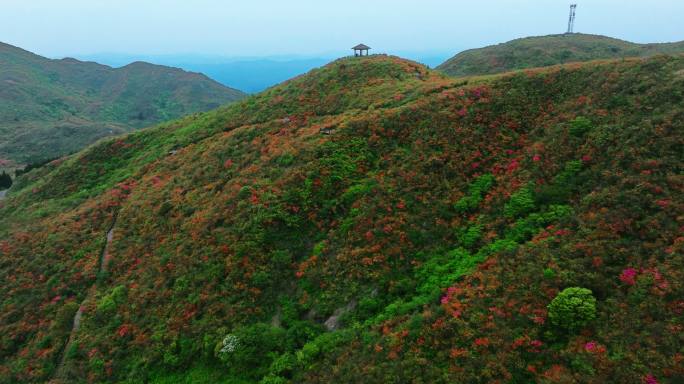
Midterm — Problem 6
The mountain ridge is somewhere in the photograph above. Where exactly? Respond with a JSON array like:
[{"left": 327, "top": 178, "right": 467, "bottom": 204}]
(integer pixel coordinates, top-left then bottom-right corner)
[
  {"left": 0, "top": 42, "right": 247, "bottom": 166},
  {"left": 438, "top": 33, "right": 684, "bottom": 77}
]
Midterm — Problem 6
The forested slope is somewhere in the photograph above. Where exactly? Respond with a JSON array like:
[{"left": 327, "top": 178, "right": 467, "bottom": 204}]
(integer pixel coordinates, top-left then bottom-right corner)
[{"left": 0, "top": 54, "right": 682, "bottom": 383}]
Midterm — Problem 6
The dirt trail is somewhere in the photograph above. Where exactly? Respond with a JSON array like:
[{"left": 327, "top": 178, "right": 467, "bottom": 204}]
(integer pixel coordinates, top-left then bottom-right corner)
[{"left": 52, "top": 218, "right": 116, "bottom": 381}]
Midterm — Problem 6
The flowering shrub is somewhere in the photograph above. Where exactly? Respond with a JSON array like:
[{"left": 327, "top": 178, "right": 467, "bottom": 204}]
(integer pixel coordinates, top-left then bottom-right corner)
[
  {"left": 1, "top": 55, "right": 682, "bottom": 384},
  {"left": 216, "top": 323, "right": 287, "bottom": 379},
  {"left": 584, "top": 341, "right": 597, "bottom": 352},
  {"left": 619, "top": 268, "right": 639, "bottom": 286},
  {"left": 219, "top": 334, "right": 240, "bottom": 354}
]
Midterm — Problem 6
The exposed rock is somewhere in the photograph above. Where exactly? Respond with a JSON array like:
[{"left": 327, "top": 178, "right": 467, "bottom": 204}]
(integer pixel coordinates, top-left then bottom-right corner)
[{"left": 324, "top": 300, "right": 357, "bottom": 331}]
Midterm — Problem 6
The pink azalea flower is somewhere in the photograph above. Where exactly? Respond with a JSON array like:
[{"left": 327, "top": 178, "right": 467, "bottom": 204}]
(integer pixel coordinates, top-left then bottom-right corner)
[
  {"left": 620, "top": 268, "right": 638, "bottom": 286},
  {"left": 584, "top": 341, "right": 597, "bottom": 352}
]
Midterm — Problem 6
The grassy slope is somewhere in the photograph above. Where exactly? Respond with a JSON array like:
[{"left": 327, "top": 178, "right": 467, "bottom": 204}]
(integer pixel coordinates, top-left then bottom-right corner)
[
  {"left": 437, "top": 33, "right": 684, "bottom": 77},
  {"left": 0, "top": 42, "right": 246, "bottom": 165},
  {"left": 0, "top": 55, "right": 683, "bottom": 383}
]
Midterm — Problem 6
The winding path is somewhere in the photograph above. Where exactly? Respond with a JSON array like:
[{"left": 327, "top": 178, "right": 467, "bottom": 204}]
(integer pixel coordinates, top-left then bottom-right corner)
[
  {"left": 0, "top": 189, "right": 6, "bottom": 200},
  {"left": 53, "top": 218, "right": 117, "bottom": 381}
]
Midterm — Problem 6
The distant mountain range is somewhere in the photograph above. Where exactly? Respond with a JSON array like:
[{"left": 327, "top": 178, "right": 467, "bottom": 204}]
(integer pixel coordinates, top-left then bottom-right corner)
[
  {"left": 78, "top": 53, "right": 452, "bottom": 94},
  {"left": 0, "top": 42, "right": 246, "bottom": 165},
  {"left": 77, "top": 54, "right": 334, "bottom": 94},
  {"left": 437, "top": 33, "right": 684, "bottom": 77}
]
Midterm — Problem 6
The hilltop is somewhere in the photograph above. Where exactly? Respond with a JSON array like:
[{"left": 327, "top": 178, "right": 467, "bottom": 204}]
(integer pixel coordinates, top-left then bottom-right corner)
[
  {"left": 0, "top": 42, "right": 246, "bottom": 166},
  {"left": 0, "top": 54, "right": 682, "bottom": 383},
  {"left": 438, "top": 33, "right": 684, "bottom": 77}
]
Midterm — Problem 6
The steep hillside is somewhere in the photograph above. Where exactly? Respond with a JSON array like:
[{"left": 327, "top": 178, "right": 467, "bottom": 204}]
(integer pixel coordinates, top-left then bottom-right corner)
[
  {"left": 438, "top": 33, "right": 684, "bottom": 77},
  {"left": 0, "top": 54, "right": 683, "bottom": 384},
  {"left": 0, "top": 42, "right": 246, "bottom": 165}
]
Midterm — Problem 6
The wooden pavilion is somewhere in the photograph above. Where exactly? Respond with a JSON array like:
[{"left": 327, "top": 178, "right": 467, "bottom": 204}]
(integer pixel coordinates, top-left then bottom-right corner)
[{"left": 352, "top": 44, "right": 371, "bottom": 57}]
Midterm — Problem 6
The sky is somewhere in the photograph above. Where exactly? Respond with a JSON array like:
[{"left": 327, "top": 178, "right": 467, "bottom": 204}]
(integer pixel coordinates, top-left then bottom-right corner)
[{"left": 1, "top": 0, "right": 683, "bottom": 60}]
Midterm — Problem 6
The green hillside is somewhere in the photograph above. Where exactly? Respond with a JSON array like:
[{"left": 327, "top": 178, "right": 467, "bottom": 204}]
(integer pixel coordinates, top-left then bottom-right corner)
[
  {"left": 0, "top": 54, "right": 683, "bottom": 383},
  {"left": 438, "top": 33, "right": 684, "bottom": 77},
  {"left": 0, "top": 42, "right": 246, "bottom": 166}
]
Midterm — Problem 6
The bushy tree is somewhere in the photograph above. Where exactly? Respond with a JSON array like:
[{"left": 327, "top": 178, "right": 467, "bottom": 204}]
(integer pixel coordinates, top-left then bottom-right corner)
[{"left": 547, "top": 287, "right": 597, "bottom": 332}]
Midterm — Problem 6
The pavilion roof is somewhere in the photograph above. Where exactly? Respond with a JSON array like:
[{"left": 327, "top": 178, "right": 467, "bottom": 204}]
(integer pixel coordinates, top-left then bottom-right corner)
[{"left": 352, "top": 44, "right": 371, "bottom": 50}]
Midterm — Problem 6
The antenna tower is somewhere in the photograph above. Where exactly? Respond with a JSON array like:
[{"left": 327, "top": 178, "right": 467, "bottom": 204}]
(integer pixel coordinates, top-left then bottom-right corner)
[{"left": 566, "top": 4, "right": 577, "bottom": 34}]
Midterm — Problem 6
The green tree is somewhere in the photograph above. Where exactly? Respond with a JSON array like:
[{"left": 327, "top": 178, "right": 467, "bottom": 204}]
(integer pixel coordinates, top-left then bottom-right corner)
[{"left": 547, "top": 287, "right": 597, "bottom": 332}]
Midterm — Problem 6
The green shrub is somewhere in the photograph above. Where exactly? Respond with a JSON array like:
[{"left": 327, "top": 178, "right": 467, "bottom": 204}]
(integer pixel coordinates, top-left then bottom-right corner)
[
  {"left": 415, "top": 247, "right": 474, "bottom": 297},
  {"left": 268, "top": 352, "right": 297, "bottom": 376},
  {"left": 66, "top": 341, "right": 80, "bottom": 360},
  {"left": 89, "top": 358, "right": 105, "bottom": 374},
  {"left": 269, "top": 250, "right": 293, "bottom": 268},
  {"left": 295, "top": 330, "right": 353, "bottom": 366},
  {"left": 547, "top": 287, "right": 597, "bottom": 332},
  {"left": 96, "top": 285, "right": 127, "bottom": 315},
  {"left": 341, "top": 180, "right": 375, "bottom": 205},
  {"left": 285, "top": 320, "right": 323, "bottom": 350},
  {"left": 54, "top": 301, "right": 80, "bottom": 332},
  {"left": 457, "top": 223, "right": 483, "bottom": 249},
  {"left": 275, "top": 153, "right": 295, "bottom": 166},
  {"left": 569, "top": 116, "right": 593, "bottom": 137},
  {"left": 543, "top": 268, "right": 556, "bottom": 279},
  {"left": 536, "top": 160, "right": 584, "bottom": 205},
  {"left": 216, "top": 323, "right": 287, "bottom": 379},
  {"left": 259, "top": 375, "right": 288, "bottom": 384},
  {"left": 357, "top": 296, "right": 382, "bottom": 319},
  {"left": 553, "top": 160, "right": 583, "bottom": 186},
  {"left": 312, "top": 241, "right": 326, "bottom": 256},
  {"left": 158, "top": 201, "right": 174, "bottom": 216},
  {"left": 237, "top": 186, "right": 253, "bottom": 199},
  {"left": 504, "top": 187, "right": 535, "bottom": 218},
  {"left": 454, "top": 174, "right": 495, "bottom": 214},
  {"left": 454, "top": 196, "right": 480, "bottom": 214},
  {"left": 507, "top": 205, "right": 573, "bottom": 242}
]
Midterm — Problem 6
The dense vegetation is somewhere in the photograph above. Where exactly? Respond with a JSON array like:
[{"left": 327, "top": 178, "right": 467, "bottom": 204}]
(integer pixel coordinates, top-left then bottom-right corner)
[
  {"left": 0, "top": 42, "right": 246, "bottom": 166},
  {"left": 0, "top": 171, "right": 11, "bottom": 190},
  {"left": 0, "top": 53, "right": 682, "bottom": 383},
  {"left": 438, "top": 33, "right": 684, "bottom": 77}
]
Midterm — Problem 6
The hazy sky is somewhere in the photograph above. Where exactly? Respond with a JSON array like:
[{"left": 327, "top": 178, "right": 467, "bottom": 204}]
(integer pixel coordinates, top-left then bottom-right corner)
[{"left": 1, "top": 0, "right": 683, "bottom": 58}]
